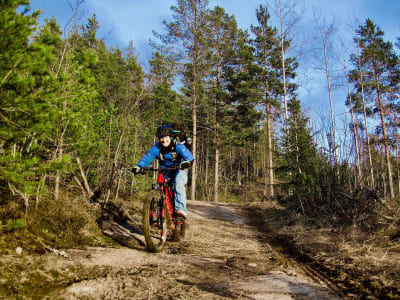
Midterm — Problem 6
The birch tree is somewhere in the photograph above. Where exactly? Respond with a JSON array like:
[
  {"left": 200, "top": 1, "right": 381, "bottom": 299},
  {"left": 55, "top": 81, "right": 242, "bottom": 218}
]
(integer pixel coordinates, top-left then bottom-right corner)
[
  {"left": 312, "top": 10, "right": 338, "bottom": 165},
  {"left": 267, "top": 0, "right": 302, "bottom": 130}
]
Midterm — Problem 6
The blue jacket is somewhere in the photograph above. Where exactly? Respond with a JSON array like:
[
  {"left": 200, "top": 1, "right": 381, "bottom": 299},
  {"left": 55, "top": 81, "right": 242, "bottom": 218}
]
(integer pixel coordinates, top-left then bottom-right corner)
[{"left": 137, "top": 142, "right": 194, "bottom": 169}]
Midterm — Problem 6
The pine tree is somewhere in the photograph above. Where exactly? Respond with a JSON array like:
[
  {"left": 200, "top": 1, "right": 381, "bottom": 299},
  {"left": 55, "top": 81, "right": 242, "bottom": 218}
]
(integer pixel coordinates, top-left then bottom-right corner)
[
  {"left": 250, "top": 4, "right": 281, "bottom": 197},
  {"left": 81, "top": 14, "right": 99, "bottom": 48},
  {"left": 349, "top": 37, "right": 376, "bottom": 187},
  {"left": 350, "top": 19, "right": 400, "bottom": 199},
  {"left": 225, "top": 29, "right": 262, "bottom": 184},
  {"left": 282, "top": 98, "right": 322, "bottom": 213},
  {"left": 148, "top": 51, "right": 181, "bottom": 123},
  {"left": 204, "top": 6, "right": 239, "bottom": 202},
  {"left": 155, "top": 0, "right": 209, "bottom": 201},
  {"left": 0, "top": 1, "right": 59, "bottom": 209}
]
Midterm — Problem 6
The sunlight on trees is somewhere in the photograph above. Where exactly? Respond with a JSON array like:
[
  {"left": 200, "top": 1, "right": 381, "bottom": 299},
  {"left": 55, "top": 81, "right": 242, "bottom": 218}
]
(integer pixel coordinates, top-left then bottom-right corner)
[{"left": 1, "top": 0, "right": 400, "bottom": 229}]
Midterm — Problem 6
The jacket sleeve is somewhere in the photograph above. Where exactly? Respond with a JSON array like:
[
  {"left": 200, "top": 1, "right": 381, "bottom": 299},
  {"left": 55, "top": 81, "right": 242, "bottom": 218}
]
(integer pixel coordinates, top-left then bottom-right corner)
[
  {"left": 137, "top": 144, "right": 160, "bottom": 168},
  {"left": 176, "top": 143, "right": 194, "bottom": 162}
]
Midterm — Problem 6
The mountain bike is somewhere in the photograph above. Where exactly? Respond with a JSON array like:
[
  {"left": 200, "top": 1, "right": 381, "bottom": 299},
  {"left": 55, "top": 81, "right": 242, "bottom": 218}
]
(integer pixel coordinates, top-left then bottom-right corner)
[{"left": 139, "top": 166, "right": 187, "bottom": 252}]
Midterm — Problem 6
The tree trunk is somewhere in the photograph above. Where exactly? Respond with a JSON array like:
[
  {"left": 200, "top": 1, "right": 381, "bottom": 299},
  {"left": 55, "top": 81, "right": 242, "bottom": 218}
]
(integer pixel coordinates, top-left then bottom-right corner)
[
  {"left": 263, "top": 126, "right": 268, "bottom": 197},
  {"left": 214, "top": 65, "right": 221, "bottom": 202},
  {"left": 191, "top": 71, "right": 197, "bottom": 202},
  {"left": 266, "top": 94, "right": 274, "bottom": 197},
  {"left": 76, "top": 156, "right": 94, "bottom": 199},
  {"left": 280, "top": 34, "right": 289, "bottom": 129},
  {"left": 322, "top": 42, "right": 337, "bottom": 165},
  {"left": 374, "top": 71, "right": 394, "bottom": 199},
  {"left": 54, "top": 119, "right": 68, "bottom": 201},
  {"left": 345, "top": 71, "right": 362, "bottom": 185},
  {"left": 357, "top": 39, "right": 375, "bottom": 186},
  {"left": 205, "top": 143, "right": 209, "bottom": 201}
]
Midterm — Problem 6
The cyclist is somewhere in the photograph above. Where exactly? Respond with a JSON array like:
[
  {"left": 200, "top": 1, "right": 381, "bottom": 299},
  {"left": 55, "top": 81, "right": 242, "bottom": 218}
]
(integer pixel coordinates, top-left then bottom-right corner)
[{"left": 132, "top": 124, "right": 194, "bottom": 220}]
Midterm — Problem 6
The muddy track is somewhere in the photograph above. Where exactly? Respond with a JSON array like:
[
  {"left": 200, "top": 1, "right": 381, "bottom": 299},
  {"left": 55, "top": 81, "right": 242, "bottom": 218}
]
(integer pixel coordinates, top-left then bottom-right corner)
[
  {"left": 63, "top": 201, "right": 340, "bottom": 299},
  {"left": 244, "top": 205, "right": 400, "bottom": 299},
  {"left": 0, "top": 201, "right": 354, "bottom": 299}
]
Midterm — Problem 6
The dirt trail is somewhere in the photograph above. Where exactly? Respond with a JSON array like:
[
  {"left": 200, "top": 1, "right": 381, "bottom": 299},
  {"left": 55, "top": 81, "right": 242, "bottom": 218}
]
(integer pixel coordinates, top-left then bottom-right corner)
[{"left": 47, "top": 200, "right": 339, "bottom": 299}]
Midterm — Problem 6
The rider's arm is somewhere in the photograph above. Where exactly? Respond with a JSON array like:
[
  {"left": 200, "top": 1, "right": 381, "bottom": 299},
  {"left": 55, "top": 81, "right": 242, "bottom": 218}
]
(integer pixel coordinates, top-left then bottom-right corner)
[
  {"left": 176, "top": 143, "right": 194, "bottom": 163},
  {"left": 137, "top": 143, "right": 161, "bottom": 168}
]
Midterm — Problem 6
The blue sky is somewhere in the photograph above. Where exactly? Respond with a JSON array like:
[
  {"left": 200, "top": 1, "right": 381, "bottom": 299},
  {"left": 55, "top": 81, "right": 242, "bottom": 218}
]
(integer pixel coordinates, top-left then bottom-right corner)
[
  {"left": 29, "top": 0, "right": 399, "bottom": 116},
  {"left": 31, "top": 0, "right": 400, "bottom": 59},
  {"left": 30, "top": 0, "right": 399, "bottom": 60}
]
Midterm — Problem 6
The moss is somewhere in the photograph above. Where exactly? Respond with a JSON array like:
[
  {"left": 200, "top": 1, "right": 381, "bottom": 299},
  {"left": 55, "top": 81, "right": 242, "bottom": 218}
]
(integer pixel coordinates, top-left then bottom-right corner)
[
  {"left": 0, "top": 256, "right": 113, "bottom": 299},
  {"left": 0, "top": 192, "right": 109, "bottom": 255}
]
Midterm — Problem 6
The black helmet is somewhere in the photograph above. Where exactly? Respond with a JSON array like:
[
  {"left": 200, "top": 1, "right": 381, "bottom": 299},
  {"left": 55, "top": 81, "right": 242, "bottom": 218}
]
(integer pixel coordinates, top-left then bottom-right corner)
[{"left": 156, "top": 124, "right": 172, "bottom": 138}]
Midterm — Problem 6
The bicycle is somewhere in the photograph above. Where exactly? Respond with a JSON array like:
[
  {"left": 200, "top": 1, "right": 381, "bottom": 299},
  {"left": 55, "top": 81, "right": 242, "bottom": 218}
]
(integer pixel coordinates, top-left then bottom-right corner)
[{"left": 139, "top": 166, "right": 187, "bottom": 252}]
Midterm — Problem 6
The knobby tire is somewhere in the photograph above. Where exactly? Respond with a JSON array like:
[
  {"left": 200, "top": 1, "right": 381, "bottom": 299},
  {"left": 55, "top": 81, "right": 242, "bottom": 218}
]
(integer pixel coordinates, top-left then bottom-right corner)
[{"left": 142, "top": 190, "right": 167, "bottom": 253}]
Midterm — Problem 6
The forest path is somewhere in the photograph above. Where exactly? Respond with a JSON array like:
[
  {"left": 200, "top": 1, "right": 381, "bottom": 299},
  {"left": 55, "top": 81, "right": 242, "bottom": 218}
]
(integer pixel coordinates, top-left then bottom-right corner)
[{"left": 55, "top": 200, "right": 339, "bottom": 299}]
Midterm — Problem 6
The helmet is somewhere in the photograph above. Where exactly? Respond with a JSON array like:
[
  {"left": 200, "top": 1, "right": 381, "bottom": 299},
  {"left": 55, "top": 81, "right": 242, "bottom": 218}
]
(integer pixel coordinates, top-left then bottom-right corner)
[{"left": 156, "top": 124, "right": 172, "bottom": 138}]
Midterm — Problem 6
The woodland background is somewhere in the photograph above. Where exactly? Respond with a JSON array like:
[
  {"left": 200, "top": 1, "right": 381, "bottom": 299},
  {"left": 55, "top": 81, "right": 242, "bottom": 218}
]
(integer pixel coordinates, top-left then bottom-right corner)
[{"left": 1, "top": 0, "right": 400, "bottom": 245}]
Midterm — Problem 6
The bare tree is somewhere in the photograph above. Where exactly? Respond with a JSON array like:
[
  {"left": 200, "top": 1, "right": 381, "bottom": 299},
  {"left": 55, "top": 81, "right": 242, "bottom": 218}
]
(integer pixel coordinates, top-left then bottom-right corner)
[
  {"left": 312, "top": 9, "right": 338, "bottom": 165},
  {"left": 334, "top": 38, "right": 363, "bottom": 183},
  {"left": 267, "top": 0, "right": 303, "bottom": 130},
  {"left": 54, "top": 0, "right": 87, "bottom": 201}
]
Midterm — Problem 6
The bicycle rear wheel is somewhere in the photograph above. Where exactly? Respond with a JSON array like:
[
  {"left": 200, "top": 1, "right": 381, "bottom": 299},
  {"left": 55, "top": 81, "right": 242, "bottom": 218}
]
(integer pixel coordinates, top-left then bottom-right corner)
[{"left": 142, "top": 190, "right": 167, "bottom": 252}]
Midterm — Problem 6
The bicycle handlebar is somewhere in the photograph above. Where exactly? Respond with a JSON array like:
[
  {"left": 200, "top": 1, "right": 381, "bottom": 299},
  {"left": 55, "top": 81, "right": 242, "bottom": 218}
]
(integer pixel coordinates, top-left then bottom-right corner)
[{"left": 136, "top": 165, "right": 180, "bottom": 174}]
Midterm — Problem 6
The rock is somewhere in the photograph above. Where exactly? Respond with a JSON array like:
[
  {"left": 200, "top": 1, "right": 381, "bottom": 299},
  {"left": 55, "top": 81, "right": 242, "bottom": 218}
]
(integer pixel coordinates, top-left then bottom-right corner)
[{"left": 248, "top": 263, "right": 257, "bottom": 268}]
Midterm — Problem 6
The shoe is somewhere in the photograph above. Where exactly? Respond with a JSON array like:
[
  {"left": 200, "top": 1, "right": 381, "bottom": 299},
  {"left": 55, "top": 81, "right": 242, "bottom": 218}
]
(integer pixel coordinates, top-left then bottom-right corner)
[
  {"left": 176, "top": 211, "right": 187, "bottom": 224},
  {"left": 176, "top": 211, "right": 186, "bottom": 218}
]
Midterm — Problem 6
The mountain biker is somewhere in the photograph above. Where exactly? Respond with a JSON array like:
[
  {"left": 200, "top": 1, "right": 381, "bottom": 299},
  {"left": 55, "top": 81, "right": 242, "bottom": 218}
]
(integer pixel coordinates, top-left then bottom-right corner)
[{"left": 132, "top": 124, "right": 194, "bottom": 220}]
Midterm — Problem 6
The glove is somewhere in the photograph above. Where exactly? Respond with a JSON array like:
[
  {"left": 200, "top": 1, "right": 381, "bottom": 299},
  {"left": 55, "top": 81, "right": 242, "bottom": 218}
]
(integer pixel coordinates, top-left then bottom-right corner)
[
  {"left": 132, "top": 166, "right": 141, "bottom": 174},
  {"left": 179, "top": 160, "right": 191, "bottom": 170}
]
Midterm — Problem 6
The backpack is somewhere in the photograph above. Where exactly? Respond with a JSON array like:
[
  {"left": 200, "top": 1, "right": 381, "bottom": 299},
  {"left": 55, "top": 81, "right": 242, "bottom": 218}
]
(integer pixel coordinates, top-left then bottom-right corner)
[{"left": 169, "top": 123, "right": 192, "bottom": 150}]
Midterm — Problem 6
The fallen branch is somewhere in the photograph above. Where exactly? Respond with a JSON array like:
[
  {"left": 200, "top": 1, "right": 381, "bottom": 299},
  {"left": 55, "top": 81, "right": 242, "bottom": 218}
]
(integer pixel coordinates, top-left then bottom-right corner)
[
  {"left": 37, "top": 238, "right": 70, "bottom": 259},
  {"left": 101, "top": 220, "right": 145, "bottom": 246}
]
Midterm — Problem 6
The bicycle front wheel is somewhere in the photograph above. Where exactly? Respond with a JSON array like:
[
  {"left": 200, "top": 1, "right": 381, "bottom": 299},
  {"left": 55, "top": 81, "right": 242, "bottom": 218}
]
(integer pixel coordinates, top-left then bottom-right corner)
[{"left": 142, "top": 190, "right": 167, "bottom": 252}]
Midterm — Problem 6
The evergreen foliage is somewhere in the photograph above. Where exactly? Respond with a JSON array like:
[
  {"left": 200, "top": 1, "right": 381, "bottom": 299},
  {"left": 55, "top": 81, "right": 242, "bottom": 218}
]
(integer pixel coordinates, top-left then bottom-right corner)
[
  {"left": 0, "top": 0, "right": 56, "bottom": 205},
  {"left": 281, "top": 98, "right": 325, "bottom": 212},
  {"left": 349, "top": 19, "right": 400, "bottom": 198},
  {"left": 1, "top": 0, "right": 399, "bottom": 244}
]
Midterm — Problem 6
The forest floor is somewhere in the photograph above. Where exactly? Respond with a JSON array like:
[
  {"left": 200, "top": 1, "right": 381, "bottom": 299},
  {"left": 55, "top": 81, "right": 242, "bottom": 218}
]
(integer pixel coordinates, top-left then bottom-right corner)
[{"left": 1, "top": 199, "right": 399, "bottom": 299}]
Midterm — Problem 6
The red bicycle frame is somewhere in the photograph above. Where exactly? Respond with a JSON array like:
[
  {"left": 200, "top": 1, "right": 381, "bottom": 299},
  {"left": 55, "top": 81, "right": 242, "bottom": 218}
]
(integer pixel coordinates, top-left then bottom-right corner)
[{"left": 157, "top": 172, "right": 177, "bottom": 230}]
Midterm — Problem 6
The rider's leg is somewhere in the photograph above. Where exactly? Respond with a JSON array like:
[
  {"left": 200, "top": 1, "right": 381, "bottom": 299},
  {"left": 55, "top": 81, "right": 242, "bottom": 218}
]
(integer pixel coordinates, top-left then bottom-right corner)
[{"left": 174, "top": 169, "right": 188, "bottom": 216}]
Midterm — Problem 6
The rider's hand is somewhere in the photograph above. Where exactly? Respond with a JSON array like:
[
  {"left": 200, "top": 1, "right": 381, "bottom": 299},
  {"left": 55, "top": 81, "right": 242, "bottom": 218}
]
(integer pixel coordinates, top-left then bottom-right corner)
[
  {"left": 132, "top": 166, "right": 141, "bottom": 174},
  {"left": 179, "top": 160, "right": 191, "bottom": 170}
]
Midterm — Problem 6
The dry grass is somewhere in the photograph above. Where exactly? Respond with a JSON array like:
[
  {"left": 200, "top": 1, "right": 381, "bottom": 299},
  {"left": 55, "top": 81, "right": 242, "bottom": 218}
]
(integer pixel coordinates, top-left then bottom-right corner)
[
  {"left": 0, "top": 191, "right": 111, "bottom": 256},
  {"left": 247, "top": 198, "right": 400, "bottom": 297}
]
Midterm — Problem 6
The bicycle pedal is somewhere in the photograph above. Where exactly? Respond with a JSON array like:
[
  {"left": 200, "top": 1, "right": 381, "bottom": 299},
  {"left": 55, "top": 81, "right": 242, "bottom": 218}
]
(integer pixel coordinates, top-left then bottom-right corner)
[{"left": 176, "top": 216, "right": 186, "bottom": 225}]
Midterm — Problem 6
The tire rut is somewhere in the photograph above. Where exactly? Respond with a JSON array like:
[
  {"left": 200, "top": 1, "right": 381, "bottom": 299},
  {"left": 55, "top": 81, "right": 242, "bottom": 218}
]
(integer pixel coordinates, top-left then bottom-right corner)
[{"left": 243, "top": 204, "right": 400, "bottom": 299}]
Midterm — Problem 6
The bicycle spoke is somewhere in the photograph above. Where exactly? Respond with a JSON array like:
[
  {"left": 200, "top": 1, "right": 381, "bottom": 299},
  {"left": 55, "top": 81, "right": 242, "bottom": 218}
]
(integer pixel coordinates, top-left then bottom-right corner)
[{"left": 143, "top": 190, "right": 168, "bottom": 252}]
